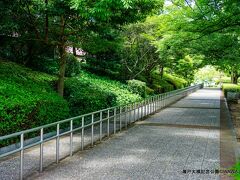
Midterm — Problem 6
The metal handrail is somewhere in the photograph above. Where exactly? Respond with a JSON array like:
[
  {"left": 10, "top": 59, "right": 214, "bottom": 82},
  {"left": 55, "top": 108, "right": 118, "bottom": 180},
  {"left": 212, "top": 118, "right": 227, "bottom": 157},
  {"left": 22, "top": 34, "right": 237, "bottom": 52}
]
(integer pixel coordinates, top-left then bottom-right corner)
[{"left": 0, "top": 84, "right": 203, "bottom": 180}]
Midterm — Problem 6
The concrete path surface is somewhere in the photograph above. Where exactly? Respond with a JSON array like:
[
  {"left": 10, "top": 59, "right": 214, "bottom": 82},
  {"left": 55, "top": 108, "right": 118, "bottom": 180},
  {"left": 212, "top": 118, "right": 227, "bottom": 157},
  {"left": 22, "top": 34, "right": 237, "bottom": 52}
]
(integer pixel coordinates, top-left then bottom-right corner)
[
  {"left": 1, "top": 88, "right": 238, "bottom": 180},
  {"left": 26, "top": 89, "right": 233, "bottom": 180}
]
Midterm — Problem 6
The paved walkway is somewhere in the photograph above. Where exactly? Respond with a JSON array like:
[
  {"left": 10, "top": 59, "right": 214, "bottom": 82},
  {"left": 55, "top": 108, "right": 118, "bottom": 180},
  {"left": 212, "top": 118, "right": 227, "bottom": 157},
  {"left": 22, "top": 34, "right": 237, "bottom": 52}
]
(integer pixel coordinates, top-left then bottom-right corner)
[
  {"left": 1, "top": 88, "right": 237, "bottom": 180},
  {"left": 27, "top": 89, "right": 227, "bottom": 180}
]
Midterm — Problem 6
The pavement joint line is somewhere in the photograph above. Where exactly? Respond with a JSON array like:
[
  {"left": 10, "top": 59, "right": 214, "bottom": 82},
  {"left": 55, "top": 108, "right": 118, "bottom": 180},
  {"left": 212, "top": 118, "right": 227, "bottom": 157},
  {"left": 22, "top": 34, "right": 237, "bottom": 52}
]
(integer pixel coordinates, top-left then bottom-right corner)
[
  {"left": 180, "top": 99, "right": 220, "bottom": 101},
  {"left": 200, "top": 128, "right": 211, "bottom": 170},
  {"left": 169, "top": 106, "right": 220, "bottom": 110},
  {"left": 135, "top": 122, "right": 220, "bottom": 130},
  {"left": 184, "top": 130, "right": 198, "bottom": 179}
]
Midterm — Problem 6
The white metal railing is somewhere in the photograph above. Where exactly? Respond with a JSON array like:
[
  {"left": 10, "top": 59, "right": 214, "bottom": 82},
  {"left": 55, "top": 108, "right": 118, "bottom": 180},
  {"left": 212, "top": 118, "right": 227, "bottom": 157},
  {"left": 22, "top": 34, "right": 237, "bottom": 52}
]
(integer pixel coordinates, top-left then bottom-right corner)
[{"left": 0, "top": 84, "right": 203, "bottom": 179}]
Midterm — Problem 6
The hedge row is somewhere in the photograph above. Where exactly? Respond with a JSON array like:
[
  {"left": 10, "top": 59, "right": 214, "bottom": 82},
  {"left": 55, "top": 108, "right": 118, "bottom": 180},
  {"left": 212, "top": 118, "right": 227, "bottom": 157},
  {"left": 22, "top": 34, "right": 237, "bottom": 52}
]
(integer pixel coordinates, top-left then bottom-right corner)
[
  {"left": 222, "top": 83, "right": 240, "bottom": 97},
  {"left": 148, "top": 72, "right": 188, "bottom": 93},
  {"left": 64, "top": 72, "right": 143, "bottom": 117},
  {"left": 163, "top": 74, "right": 188, "bottom": 89}
]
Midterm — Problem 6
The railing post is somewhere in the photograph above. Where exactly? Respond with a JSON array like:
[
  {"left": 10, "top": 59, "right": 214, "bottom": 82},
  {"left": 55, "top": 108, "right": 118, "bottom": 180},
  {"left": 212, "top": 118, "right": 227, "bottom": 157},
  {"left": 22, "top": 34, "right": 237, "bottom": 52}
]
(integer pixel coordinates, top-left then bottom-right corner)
[
  {"left": 81, "top": 116, "right": 84, "bottom": 150},
  {"left": 145, "top": 99, "right": 149, "bottom": 116},
  {"left": 114, "top": 108, "right": 116, "bottom": 134},
  {"left": 154, "top": 96, "right": 156, "bottom": 112},
  {"left": 144, "top": 100, "right": 146, "bottom": 116},
  {"left": 149, "top": 97, "right": 152, "bottom": 114},
  {"left": 167, "top": 93, "right": 169, "bottom": 105},
  {"left": 156, "top": 96, "right": 158, "bottom": 111},
  {"left": 160, "top": 95, "right": 161, "bottom": 109},
  {"left": 107, "top": 110, "right": 110, "bottom": 136},
  {"left": 56, "top": 124, "right": 60, "bottom": 164},
  {"left": 100, "top": 112, "right": 102, "bottom": 141},
  {"left": 20, "top": 133, "right": 24, "bottom": 180},
  {"left": 154, "top": 97, "right": 156, "bottom": 111},
  {"left": 153, "top": 97, "right": 155, "bottom": 112},
  {"left": 137, "top": 102, "right": 140, "bottom": 120},
  {"left": 40, "top": 128, "right": 43, "bottom": 172},
  {"left": 119, "top": 107, "right": 122, "bottom": 130},
  {"left": 160, "top": 95, "right": 162, "bottom": 109},
  {"left": 149, "top": 98, "right": 152, "bottom": 114},
  {"left": 129, "top": 104, "right": 132, "bottom": 124},
  {"left": 70, "top": 120, "right": 73, "bottom": 156},
  {"left": 91, "top": 114, "right": 94, "bottom": 146},
  {"left": 125, "top": 106, "right": 128, "bottom": 129},
  {"left": 148, "top": 98, "right": 150, "bottom": 115},
  {"left": 133, "top": 103, "right": 136, "bottom": 121},
  {"left": 164, "top": 93, "right": 166, "bottom": 107},
  {"left": 169, "top": 92, "right": 171, "bottom": 104}
]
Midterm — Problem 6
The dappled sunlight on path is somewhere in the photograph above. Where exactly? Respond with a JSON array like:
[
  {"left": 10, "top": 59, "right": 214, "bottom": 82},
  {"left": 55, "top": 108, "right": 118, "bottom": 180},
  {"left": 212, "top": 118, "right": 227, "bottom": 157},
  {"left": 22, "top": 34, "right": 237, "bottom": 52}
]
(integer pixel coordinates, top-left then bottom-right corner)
[{"left": 27, "top": 89, "right": 221, "bottom": 180}]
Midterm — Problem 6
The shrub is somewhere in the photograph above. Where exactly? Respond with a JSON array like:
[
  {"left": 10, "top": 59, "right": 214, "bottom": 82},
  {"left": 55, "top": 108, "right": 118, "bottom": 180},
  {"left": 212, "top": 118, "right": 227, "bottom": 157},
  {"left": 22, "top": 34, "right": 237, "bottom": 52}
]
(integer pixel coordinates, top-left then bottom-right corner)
[
  {"left": 222, "top": 83, "right": 240, "bottom": 97},
  {"left": 163, "top": 74, "right": 188, "bottom": 89},
  {"left": 0, "top": 60, "right": 69, "bottom": 136},
  {"left": 215, "top": 77, "right": 231, "bottom": 84},
  {"left": 30, "top": 56, "right": 59, "bottom": 75},
  {"left": 127, "top": 79, "right": 147, "bottom": 97},
  {"left": 152, "top": 81, "right": 174, "bottom": 93},
  {"left": 79, "top": 72, "right": 142, "bottom": 105},
  {"left": 64, "top": 72, "right": 143, "bottom": 116},
  {"left": 145, "top": 86, "right": 155, "bottom": 95},
  {"left": 65, "top": 54, "right": 81, "bottom": 77},
  {"left": 150, "top": 72, "right": 175, "bottom": 93},
  {"left": 64, "top": 77, "right": 116, "bottom": 116}
]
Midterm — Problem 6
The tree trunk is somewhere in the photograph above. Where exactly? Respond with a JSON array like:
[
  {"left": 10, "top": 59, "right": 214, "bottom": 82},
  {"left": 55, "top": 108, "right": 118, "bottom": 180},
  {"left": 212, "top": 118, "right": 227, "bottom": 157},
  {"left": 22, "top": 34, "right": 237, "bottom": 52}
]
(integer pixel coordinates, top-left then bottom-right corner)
[
  {"left": 57, "top": 44, "right": 66, "bottom": 96},
  {"left": 44, "top": 0, "right": 49, "bottom": 43},
  {"left": 159, "top": 65, "right": 164, "bottom": 79},
  {"left": 25, "top": 41, "right": 33, "bottom": 65},
  {"left": 57, "top": 15, "right": 66, "bottom": 96},
  {"left": 73, "top": 47, "right": 77, "bottom": 56},
  {"left": 147, "top": 73, "right": 153, "bottom": 85},
  {"left": 231, "top": 74, "right": 238, "bottom": 84},
  {"left": 231, "top": 67, "right": 239, "bottom": 84}
]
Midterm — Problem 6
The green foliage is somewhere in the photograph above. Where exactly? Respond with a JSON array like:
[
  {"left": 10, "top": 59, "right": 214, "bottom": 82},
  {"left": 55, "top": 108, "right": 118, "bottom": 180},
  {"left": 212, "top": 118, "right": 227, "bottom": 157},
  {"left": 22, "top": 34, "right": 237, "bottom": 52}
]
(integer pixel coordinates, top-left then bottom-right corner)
[
  {"left": 222, "top": 84, "right": 240, "bottom": 97},
  {"left": 64, "top": 72, "right": 143, "bottom": 116},
  {"left": 221, "top": 77, "right": 232, "bottom": 84},
  {"left": 149, "top": 71, "right": 187, "bottom": 93},
  {"left": 163, "top": 73, "right": 188, "bottom": 89},
  {"left": 65, "top": 54, "right": 81, "bottom": 77},
  {"left": 145, "top": 86, "right": 155, "bottom": 96},
  {"left": 213, "top": 76, "right": 231, "bottom": 85},
  {"left": 127, "top": 79, "right": 147, "bottom": 98},
  {"left": 153, "top": 81, "right": 174, "bottom": 93},
  {"left": 0, "top": 60, "right": 69, "bottom": 136},
  {"left": 64, "top": 77, "right": 116, "bottom": 116},
  {"left": 83, "top": 53, "right": 122, "bottom": 80},
  {"left": 195, "top": 66, "right": 225, "bottom": 85},
  {"left": 0, "top": 0, "right": 164, "bottom": 95},
  {"left": 30, "top": 56, "right": 59, "bottom": 75},
  {"left": 230, "top": 162, "right": 240, "bottom": 179},
  {"left": 120, "top": 23, "right": 160, "bottom": 79}
]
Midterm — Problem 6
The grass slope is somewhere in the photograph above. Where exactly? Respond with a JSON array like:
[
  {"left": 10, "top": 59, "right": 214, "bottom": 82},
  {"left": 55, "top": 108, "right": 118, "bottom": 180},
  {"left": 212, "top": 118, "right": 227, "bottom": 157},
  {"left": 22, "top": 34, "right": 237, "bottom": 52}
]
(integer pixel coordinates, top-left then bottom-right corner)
[{"left": 0, "top": 60, "right": 69, "bottom": 136}]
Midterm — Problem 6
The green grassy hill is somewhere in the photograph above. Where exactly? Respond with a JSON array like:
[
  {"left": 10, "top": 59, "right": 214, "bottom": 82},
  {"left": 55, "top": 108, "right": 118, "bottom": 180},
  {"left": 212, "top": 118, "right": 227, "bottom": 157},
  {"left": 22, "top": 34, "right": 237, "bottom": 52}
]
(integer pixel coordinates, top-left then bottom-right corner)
[
  {"left": 0, "top": 60, "right": 189, "bottom": 136},
  {"left": 0, "top": 61, "right": 143, "bottom": 135},
  {"left": 0, "top": 60, "right": 69, "bottom": 136}
]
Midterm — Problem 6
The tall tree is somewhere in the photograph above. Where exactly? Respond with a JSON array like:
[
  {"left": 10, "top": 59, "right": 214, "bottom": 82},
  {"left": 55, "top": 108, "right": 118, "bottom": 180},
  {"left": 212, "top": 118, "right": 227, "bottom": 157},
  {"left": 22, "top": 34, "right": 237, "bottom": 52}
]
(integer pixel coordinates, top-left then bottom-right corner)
[{"left": 0, "top": 0, "right": 164, "bottom": 96}]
